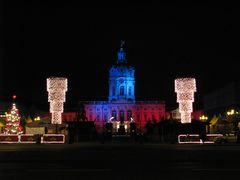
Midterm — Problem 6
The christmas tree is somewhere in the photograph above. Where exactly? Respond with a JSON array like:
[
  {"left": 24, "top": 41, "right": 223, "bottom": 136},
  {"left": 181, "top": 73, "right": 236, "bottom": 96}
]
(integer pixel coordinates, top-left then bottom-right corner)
[{"left": 4, "top": 103, "right": 23, "bottom": 134}]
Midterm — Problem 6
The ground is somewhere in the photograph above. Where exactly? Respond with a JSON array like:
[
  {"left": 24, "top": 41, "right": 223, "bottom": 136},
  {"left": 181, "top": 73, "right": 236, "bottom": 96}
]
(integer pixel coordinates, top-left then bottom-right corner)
[{"left": 1, "top": 143, "right": 240, "bottom": 180}]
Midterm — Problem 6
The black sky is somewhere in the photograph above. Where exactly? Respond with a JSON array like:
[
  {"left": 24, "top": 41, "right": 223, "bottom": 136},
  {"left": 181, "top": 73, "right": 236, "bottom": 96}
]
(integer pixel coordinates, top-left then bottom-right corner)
[{"left": 1, "top": 1, "right": 240, "bottom": 110}]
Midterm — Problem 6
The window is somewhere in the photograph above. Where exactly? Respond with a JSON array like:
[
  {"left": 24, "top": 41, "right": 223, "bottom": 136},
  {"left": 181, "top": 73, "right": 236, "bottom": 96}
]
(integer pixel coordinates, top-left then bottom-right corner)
[
  {"left": 97, "top": 114, "right": 100, "bottom": 121},
  {"left": 152, "top": 114, "right": 155, "bottom": 120},
  {"left": 120, "top": 86, "right": 124, "bottom": 96},
  {"left": 128, "top": 87, "right": 132, "bottom": 96},
  {"left": 112, "top": 86, "right": 115, "bottom": 96},
  {"left": 144, "top": 114, "right": 147, "bottom": 121},
  {"left": 127, "top": 110, "right": 132, "bottom": 120},
  {"left": 159, "top": 114, "right": 163, "bottom": 120},
  {"left": 137, "top": 113, "right": 140, "bottom": 121},
  {"left": 104, "top": 113, "right": 108, "bottom": 122},
  {"left": 120, "top": 110, "right": 124, "bottom": 121},
  {"left": 112, "top": 110, "right": 117, "bottom": 120}
]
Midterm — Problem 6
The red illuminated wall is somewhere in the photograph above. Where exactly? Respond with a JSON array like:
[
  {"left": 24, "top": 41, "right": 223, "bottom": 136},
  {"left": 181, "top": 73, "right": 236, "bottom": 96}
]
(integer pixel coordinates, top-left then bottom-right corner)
[{"left": 82, "top": 101, "right": 165, "bottom": 132}]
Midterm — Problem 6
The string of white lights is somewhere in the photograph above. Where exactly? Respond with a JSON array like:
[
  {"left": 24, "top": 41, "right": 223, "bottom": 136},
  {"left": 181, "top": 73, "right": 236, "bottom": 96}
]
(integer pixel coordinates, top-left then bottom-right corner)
[
  {"left": 47, "top": 77, "right": 67, "bottom": 124},
  {"left": 175, "top": 78, "right": 196, "bottom": 123}
]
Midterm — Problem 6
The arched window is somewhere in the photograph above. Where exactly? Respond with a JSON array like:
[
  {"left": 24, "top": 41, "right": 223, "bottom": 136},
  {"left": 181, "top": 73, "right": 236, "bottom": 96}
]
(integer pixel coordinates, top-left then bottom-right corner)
[{"left": 120, "top": 86, "right": 124, "bottom": 96}]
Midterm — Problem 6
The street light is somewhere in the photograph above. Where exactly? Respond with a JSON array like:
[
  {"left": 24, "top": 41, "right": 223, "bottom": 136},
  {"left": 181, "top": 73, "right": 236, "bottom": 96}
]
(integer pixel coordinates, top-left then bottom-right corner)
[
  {"left": 226, "top": 109, "right": 240, "bottom": 133},
  {"left": 34, "top": 116, "right": 41, "bottom": 121},
  {"left": 227, "top": 109, "right": 238, "bottom": 116},
  {"left": 200, "top": 115, "right": 208, "bottom": 121},
  {"left": 200, "top": 115, "right": 209, "bottom": 133},
  {"left": 226, "top": 109, "right": 239, "bottom": 123}
]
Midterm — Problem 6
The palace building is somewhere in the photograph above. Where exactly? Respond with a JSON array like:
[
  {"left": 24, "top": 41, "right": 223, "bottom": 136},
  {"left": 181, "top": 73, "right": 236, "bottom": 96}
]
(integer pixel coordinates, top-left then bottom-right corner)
[{"left": 73, "top": 42, "right": 166, "bottom": 133}]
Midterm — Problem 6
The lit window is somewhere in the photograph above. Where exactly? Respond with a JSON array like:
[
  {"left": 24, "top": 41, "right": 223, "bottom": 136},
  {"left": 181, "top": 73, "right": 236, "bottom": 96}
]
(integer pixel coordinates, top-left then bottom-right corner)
[
  {"left": 120, "top": 86, "right": 124, "bottom": 96},
  {"left": 128, "top": 87, "right": 132, "bottom": 96},
  {"left": 127, "top": 110, "right": 132, "bottom": 120}
]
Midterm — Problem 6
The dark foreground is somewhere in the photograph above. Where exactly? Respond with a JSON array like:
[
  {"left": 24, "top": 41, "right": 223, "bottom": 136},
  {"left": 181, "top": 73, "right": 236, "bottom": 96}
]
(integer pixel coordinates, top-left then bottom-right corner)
[{"left": 1, "top": 143, "right": 240, "bottom": 180}]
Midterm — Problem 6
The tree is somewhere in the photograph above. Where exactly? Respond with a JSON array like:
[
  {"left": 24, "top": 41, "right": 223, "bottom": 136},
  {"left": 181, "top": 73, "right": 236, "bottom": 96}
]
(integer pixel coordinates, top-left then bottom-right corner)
[{"left": 4, "top": 103, "right": 23, "bottom": 134}]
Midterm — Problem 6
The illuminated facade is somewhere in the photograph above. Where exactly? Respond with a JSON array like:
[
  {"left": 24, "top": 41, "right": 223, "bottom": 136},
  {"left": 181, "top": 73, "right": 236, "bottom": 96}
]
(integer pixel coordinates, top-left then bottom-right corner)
[
  {"left": 175, "top": 78, "right": 196, "bottom": 123},
  {"left": 76, "top": 42, "right": 165, "bottom": 133}
]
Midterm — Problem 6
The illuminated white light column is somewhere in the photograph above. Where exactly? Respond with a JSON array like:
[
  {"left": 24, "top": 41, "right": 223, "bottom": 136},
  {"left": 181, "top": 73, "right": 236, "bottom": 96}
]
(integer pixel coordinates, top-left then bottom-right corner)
[
  {"left": 175, "top": 78, "right": 196, "bottom": 123},
  {"left": 47, "top": 77, "right": 68, "bottom": 124}
]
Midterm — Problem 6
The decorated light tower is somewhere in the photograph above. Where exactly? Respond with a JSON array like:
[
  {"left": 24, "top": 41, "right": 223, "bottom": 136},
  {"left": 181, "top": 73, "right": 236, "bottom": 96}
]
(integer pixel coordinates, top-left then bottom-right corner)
[
  {"left": 4, "top": 103, "right": 23, "bottom": 134},
  {"left": 47, "top": 77, "right": 68, "bottom": 125},
  {"left": 175, "top": 78, "right": 196, "bottom": 124}
]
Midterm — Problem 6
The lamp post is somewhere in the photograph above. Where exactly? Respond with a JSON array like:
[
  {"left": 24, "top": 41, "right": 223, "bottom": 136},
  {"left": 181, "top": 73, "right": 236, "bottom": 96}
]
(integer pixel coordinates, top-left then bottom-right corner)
[
  {"left": 200, "top": 115, "right": 208, "bottom": 133},
  {"left": 226, "top": 109, "right": 239, "bottom": 133},
  {"left": 226, "top": 109, "right": 238, "bottom": 117}
]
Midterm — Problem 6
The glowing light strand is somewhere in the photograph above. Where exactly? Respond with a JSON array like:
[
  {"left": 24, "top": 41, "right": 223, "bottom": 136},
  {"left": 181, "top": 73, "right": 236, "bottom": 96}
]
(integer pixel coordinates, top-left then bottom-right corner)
[
  {"left": 4, "top": 103, "right": 23, "bottom": 135},
  {"left": 175, "top": 78, "right": 196, "bottom": 123},
  {"left": 47, "top": 77, "right": 67, "bottom": 124}
]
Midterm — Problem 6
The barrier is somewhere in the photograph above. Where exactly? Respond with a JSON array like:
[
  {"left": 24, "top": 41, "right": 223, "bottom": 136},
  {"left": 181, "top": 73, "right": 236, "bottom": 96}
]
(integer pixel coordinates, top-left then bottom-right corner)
[
  {"left": 0, "top": 134, "right": 19, "bottom": 144},
  {"left": 19, "top": 134, "right": 37, "bottom": 144},
  {"left": 0, "top": 134, "right": 65, "bottom": 144},
  {"left": 41, "top": 134, "right": 65, "bottom": 144},
  {"left": 178, "top": 134, "right": 223, "bottom": 144}
]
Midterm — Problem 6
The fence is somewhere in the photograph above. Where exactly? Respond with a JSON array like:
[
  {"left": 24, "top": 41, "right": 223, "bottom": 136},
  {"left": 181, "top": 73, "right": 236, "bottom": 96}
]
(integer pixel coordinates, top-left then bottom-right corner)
[{"left": 0, "top": 134, "right": 65, "bottom": 144}]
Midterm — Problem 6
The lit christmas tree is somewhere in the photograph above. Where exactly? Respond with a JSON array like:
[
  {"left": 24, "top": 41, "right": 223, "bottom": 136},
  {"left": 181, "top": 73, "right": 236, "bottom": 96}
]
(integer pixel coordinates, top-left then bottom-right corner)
[{"left": 4, "top": 103, "right": 23, "bottom": 134}]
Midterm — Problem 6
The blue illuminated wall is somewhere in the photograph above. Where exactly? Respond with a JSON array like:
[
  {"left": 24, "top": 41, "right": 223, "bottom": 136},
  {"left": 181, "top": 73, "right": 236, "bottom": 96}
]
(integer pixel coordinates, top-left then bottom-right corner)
[{"left": 109, "top": 42, "right": 135, "bottom": 102}]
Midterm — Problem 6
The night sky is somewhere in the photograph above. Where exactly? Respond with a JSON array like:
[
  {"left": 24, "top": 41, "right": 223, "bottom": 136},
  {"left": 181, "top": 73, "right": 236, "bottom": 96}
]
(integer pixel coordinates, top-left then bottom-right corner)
[{"left": 1, "top": 2, "right": 240, "bottom": 111}]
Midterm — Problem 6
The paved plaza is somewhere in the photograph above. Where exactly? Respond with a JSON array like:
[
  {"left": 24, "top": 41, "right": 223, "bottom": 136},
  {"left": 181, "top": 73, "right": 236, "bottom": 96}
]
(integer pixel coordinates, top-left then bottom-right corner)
[{"left": 1, "top": 143, "right": 240, "bottom": 180}]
